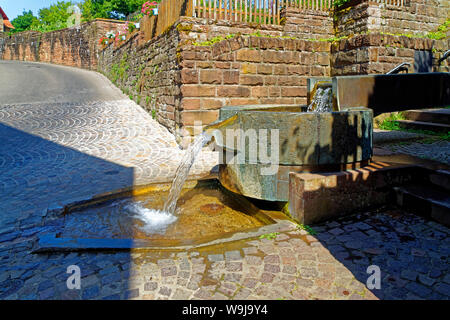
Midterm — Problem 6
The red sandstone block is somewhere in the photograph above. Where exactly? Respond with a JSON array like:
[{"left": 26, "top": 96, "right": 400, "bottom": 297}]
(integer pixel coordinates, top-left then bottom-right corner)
[
  {"left": 181, "top": 69, "right": 199, "bottom": 84},
  {"left": 200, "top": 69, "right": 222, "bottom": 84},
  {"left": 229, "top": 98, "right": 259, "bottom": 105},
  {"left": 196, "top": 61, "right": 214, "bottom": 68},
  {"left": 217, "top": 86, "right": 251, "bottom": 97},
  {"left": 181, "top": 98, "right": 200, "bottom": 110},
  {"left": 223, "top": 71, "right": 240, "bottom": 84},
  {"left": 181, "top": 110, "right": 219, "bottom": 126},
  {"left": 264, "top": 76, "right": 278, "bottom": 86},
  {"left": 228, "top": 37, "right": 242, "bottom": 51},
  {"left": 258, "top": 64, "right": 273, "bottom": 75},
  {"left": 200, "top": 99, "right": 223, "bottom": 110},
  {"left": 260, "top": 97, "right": 295, "bottom": 104},
  {"left": 215, "top": 62, "right": 231, "bottom": 69},
  {"left": 240, "top": 63, "right": 258, "bottom": 74},
  {"left": 278, "top": 76, "right": 303, "bottom": 86},
  {"left": 274, "top": 65, "right": 288, "bottom": 75},
  {"left": 251, "top": 86, "right": 269, "bottom": 97},
  {"left": 181, "top": 85, "right": 216, "bottom": 97},
  {"left": 236, "top": 49, "right": 261, "bottom": 62},
  {"left": 288, "top": 163, "right": 417, "bottom": 224},
  {"left": 240, "top": 75, "right": 264, "bottom": 86},
  {"left": 281, "top": 86, "right": 306, "bottom": 97},
  {"left": 269, "top": 87, "right": 280, "bottom": 97}
]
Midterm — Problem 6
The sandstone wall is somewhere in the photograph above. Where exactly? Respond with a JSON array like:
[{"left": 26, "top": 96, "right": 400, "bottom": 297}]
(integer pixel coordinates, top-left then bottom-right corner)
[
  {"left": 335, "top": 0, "right": 450, "bottom": 37},
  {"left": 331, "top": 33, "right": 449, "bottom": 76},
  {"left": 177, "top": 33, "right": 331, "bottom": 136},
  {"left": 98, "top": 27, "right": 181, "bottom": 132},
  {"left": 0, "top": 19, "right": 125, "bottom": 69},
  {"left": 98, "top": 19, "right": 331, "bottom": 139}
]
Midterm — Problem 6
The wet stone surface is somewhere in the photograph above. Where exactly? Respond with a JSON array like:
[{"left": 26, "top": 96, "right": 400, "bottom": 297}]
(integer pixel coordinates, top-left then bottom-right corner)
[
  {"left": 0, "top": 98, "right": 449, "bottom": 300},
  {"left": 0, "top": 209, "right": 449, "bottom": 300}
]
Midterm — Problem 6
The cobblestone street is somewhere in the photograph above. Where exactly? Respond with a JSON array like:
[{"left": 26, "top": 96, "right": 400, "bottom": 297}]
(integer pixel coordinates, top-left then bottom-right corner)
[{"left": 0, "top": 62, "right": 449, "bottom": 300}]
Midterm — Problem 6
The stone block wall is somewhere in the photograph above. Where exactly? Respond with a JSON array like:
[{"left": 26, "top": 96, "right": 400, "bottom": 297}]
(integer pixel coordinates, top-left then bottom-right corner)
[
  {"left": 0, "top": 19, "right": 125, "bottom": 69},
  {"left": 283, "top": 7, "right": 334, "bottom": 40},
  {"left": 98, "top": 19, "right": 331, "bottom": 139},
  {"left": 98, "top": 27, "right": 181, "bottom": 131},
  {"left": 335, "top": 0, "right": 450, "bottom": 37},
  {"left": 177, "top": 32, "right": 331, "bottom": 135},
  {"left": 331, "top": 33, "right": 449, "bottom": 76}
]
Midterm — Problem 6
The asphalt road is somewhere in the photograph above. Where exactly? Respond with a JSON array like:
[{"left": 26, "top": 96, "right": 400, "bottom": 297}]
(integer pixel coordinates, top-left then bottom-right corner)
[{"left": 0, "top": 60, "right": 124, "bottom": 104}]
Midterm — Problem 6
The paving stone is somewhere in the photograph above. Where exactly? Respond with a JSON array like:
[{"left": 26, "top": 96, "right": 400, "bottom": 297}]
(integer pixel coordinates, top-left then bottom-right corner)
[
  {"left": 124, "top": 288, "right": 140, "bottom": 299},
  {"left": 433, "top": 283, "right": 450, "bottom": 297},
  {"left": 172, "top": 288, "right": 192, "bottom": 300},
  {"left": 161, "top": 266, "right": 177, "bottom": 277},
  {"left": 207, "top": 254, "right": 224, "bottom": 262},
  {"left": 82, "top": 285, "right": 99, "bottom": 300},
  {"left": 144, "top": 282, "right": 158, "bottom": 291},
  {"left": 225, "top": 250, "right": 242, "bottom": 261},
  {"left": 405, "top": 282, "right": 432, "bottom": 298},
  {"left": 264, "top": 264, "right": 281, "bottom": 273},
  {"left": 225, "top": 262, "right": 243, "bottom": 272}
]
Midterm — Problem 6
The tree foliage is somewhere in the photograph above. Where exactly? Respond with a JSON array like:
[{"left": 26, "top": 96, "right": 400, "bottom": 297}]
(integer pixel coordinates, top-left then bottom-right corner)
[
  {"left": 10, "top": 10, "right": 38, "bottom": 33},
  {"left": 30, "top": 1, "right": 75, "bottom": 32},
  {"left": 10, "top": 0, "right": 154, "bottom": 33}
]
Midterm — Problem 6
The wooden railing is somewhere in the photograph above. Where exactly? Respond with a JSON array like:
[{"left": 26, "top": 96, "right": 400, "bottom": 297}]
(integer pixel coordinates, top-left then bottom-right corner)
[
  {"left": 193, "top": 0, "right": 283, "bottom": 24},
  {"left": 141, "top": 0, "right": 407, "bottom": 40},
  {"left": 284, "top": 0, "right": 334, "bottom": 11},
  {"left": 141, "top": 0, "right": 192, "bottom": 40},
  {"left": 372, "top": 0, "right": 407, "bottom": 5}
]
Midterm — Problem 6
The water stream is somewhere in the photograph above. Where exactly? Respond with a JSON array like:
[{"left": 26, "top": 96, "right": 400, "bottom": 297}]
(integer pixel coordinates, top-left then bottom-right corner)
[
  {"left": 307, "top": 87, "right": 333, "bottom": 113},
  {"left": 123, "top": 132, "right": 212, "bottom": 233},
  {"left": 163, "top": 132, "right": 212, "bottom": 214}
]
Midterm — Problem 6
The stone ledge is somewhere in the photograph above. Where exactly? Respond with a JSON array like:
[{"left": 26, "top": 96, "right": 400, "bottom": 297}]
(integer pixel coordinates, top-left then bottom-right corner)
[{"left": 288, "top": 162, "right": 418, "bottom": 224}]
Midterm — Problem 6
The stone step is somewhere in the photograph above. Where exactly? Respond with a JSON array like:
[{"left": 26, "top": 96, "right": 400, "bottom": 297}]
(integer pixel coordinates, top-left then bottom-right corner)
[
  {"left": 394, "top": 184, "right": 450, "bottom": 227},
  {"left": 425, "top": 169, "right": 450, "bottom": 192},
  {"left": 396, "top": 120, "right": 450, "bottom": 133},
  {"left": 402, "top": 109, "right": 450, "bottom": 125}
]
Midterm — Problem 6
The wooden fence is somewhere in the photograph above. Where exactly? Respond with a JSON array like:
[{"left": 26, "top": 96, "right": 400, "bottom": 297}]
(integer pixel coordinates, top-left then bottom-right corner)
[
  {"left": 141, "top": 0, "right": 407, "bottom": 40},
  {"left": 141, "top": 0, "right": 192, "bottom": 40}
]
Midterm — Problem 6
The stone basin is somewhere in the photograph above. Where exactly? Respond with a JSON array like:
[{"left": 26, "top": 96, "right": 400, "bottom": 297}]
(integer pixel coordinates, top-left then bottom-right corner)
[{"left": 207, "top": 105, "right": 373, "bottom": 202}]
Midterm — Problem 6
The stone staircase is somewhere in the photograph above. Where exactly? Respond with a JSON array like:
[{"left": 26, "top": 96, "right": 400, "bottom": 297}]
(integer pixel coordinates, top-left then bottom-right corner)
[
  {"left": 396, "top": 108, "right": 450, "bottom": 133},
  {"left": 394, "top": 169, "right": 450, "bottom": 227}
]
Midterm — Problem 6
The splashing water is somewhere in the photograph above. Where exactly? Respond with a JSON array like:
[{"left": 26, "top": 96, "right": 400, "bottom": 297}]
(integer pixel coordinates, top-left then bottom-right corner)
[
  {"left": 163, "top": 132, "right": 212, "bottom": 214},
  {"left": 125, "top": 202, "right": 177, "bottom": 234},
  {"left": 124, "top": 132, "right": 211, "bottom": 233},
  {"left": 307, "top": 87, "right": 333, "bottom": 113}
]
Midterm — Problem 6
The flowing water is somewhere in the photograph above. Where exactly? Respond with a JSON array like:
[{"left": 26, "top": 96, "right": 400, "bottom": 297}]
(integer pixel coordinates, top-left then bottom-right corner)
[
  {"left": 307, "top": 87, "right": 333, "bottom": 113},
  {"left": 119, "top": 132, "right": 212, "bottom": 233},
  {"left": 163, "top": 132, "right": 212, "bottom": 214},
  {"left": 61, "top": 181, "right": 268, "bottom": 241}
]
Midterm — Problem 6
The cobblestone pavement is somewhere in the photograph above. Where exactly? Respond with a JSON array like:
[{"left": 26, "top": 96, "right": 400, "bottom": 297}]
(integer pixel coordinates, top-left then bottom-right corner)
[
  {"left": 373, "top": 130, "right": 450, "bottom": 165},
  {"left": 0, "top": 63, "right": 448, "bottom": 300},
  {"left": 1, "top": 210, "right": 449, "bottom": 300}
]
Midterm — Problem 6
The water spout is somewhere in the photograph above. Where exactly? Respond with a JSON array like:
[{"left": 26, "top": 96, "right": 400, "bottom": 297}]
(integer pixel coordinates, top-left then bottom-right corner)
[
  {"left": 438, "top": 50, "right": 450, "bottom": 64},
  {"left": 307, "top": 86, "right": 333, "bottom": 113},
  {"left": 163, "top": 132, "right": 212, "bottom": 214},
  {"left": 386, "top": 62, "right": 410, "bottom": 75}
]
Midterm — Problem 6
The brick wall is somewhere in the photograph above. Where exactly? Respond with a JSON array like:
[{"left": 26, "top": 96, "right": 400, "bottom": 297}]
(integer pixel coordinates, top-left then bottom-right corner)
[
  {"left": 331, "top": 33, "right": 449, "bottom": 76},
  {"left": 335, "top": 0, "right": 450, "bottom": 37},
  {"left": 0, "top": 19, "right": 125, "bottom": 69},
  {"left": 98, "top": 19, "right": 331, "bottom": 140},
  {"left": 178, "top": 33, "right": 331, "bottom": 136},
  {"left": 99, "top": 27, "right": 181, "bottom": 132},
  {"left": 283, "top": 7, "right": 334, "bottom": 40}
]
